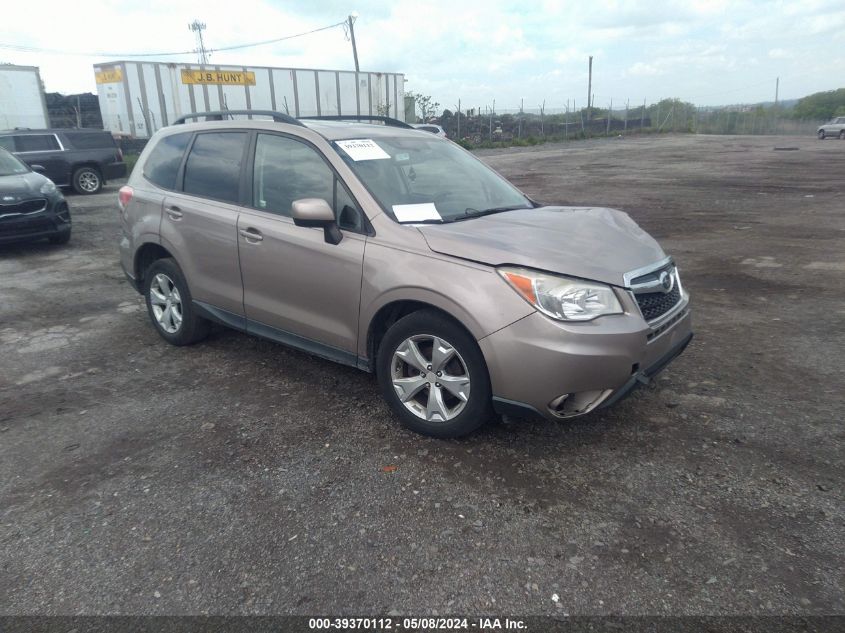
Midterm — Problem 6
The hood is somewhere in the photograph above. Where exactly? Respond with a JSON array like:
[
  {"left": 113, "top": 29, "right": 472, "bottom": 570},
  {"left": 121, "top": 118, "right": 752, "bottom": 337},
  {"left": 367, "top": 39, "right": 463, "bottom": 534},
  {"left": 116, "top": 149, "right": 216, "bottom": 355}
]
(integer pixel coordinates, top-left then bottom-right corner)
[
  {"left": 0, "top": 172, "right": 49, "bottom": 199},
  {"left": 417, "top": 206, "right": 666, "bottom": 287}
]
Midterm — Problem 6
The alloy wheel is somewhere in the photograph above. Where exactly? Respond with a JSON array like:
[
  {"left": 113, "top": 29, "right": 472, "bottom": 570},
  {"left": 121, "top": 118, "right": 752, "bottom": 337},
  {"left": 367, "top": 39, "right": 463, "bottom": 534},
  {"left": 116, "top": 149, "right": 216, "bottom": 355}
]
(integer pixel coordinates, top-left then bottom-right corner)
[
  {"left": 390, "top": 334, "right": 471, "bottom": 422},
  {"left": 78, "top": 171, "right": 100, "bottom": 193},
  {"left": 149, "top": 273, "right": 183, "bottom": 334}
]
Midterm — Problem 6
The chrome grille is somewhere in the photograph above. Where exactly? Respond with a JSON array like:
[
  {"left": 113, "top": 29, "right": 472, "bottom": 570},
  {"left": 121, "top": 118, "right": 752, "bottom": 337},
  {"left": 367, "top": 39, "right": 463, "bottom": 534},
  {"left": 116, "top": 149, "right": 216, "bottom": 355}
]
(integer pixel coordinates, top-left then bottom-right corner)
[
  {"left": 636, "top": 285, "right": 682, "bottom": 321},
  {"left": 624, "top": 257, "right": 684, "bottom": 323},
  {"left": 0, "top": 198, "right": 48, "bottom": 217}
]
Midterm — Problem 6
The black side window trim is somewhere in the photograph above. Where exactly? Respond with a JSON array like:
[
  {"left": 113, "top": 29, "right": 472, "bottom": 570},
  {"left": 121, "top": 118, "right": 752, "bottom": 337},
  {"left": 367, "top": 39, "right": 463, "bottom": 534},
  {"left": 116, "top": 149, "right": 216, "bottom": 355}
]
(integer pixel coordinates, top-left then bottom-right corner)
[
  {"left": 177, "top": 130, "right": 251, "bottom": 205},
  {"left": 244, "top": 130, "right": 374, "bottom": 236},
  {"left": 13, "top": 133, "right": 63, "bottom": 153}
]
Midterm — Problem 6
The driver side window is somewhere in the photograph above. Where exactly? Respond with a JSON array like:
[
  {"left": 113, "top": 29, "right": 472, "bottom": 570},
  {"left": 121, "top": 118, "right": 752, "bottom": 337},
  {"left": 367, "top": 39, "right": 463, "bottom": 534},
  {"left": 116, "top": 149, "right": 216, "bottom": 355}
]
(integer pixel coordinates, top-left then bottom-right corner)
[{"left": 252, "top": 134, "right": 366, "bottom": 233}]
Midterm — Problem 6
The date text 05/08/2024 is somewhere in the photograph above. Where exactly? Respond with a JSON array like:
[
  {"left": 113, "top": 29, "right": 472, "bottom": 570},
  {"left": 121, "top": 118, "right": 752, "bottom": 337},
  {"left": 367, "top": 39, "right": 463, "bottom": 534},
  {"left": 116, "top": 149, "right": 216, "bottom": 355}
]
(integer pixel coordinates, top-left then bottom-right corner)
[{"left": 308, "top": 617, "right": 528, "bottom": 630}]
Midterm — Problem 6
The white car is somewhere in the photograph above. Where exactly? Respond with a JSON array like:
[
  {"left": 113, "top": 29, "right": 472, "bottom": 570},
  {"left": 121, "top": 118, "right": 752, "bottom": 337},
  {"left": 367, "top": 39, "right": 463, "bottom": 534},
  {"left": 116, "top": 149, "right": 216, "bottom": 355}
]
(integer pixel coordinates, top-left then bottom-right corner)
[
  {"left": 817, "top": 117, "right": 845, "bottom": 139},
  {"left": 412, "top": 123, "right": 447, "bottom": 138}
]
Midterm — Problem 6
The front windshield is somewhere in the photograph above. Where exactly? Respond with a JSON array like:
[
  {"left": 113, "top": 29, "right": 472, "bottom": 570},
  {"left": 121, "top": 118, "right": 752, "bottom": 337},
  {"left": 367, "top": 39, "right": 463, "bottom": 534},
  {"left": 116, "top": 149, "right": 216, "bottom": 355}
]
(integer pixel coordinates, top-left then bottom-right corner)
[
  {"left": 334, "top": 135, "right": 532, "bottom": 223},
  {"left": 0, "top": 150, "right": 29, "bottom": 177}
]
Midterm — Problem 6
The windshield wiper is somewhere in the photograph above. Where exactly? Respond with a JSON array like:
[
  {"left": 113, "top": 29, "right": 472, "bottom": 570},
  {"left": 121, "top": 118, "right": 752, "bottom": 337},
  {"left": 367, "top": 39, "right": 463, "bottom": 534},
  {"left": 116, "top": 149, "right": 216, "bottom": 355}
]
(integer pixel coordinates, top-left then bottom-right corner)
[
  {"left": 396, "top": 218, "right": 446, "bottom": 224},
  {"left": 444, "top": 205, "right": 531, "bottom": 222}
]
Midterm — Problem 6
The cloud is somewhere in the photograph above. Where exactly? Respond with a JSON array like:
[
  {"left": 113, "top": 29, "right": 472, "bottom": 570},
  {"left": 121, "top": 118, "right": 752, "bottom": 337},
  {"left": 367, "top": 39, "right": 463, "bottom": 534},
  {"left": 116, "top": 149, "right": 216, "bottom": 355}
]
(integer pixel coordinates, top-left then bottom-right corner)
[
  {"left": 628, "top": 62, "right": 662, "bottom": 76},
  {"left": 0, "top": 0, "right": 842, "bottom": 110}
]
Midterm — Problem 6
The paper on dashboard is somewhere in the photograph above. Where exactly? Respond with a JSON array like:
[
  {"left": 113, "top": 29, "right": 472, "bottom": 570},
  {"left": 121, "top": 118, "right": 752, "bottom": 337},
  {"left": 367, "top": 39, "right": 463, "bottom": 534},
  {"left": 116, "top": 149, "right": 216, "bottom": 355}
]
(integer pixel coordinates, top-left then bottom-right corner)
[{"left": 392, "top": 203, "right": 442, "bottom": 222}]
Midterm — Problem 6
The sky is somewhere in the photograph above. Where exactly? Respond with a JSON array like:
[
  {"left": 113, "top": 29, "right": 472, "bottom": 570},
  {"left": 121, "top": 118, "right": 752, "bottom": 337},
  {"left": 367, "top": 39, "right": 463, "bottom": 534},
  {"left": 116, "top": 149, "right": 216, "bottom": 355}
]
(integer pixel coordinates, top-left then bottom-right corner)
[{"left": 1, "top": 0, "right": 844, "bottom": 112}]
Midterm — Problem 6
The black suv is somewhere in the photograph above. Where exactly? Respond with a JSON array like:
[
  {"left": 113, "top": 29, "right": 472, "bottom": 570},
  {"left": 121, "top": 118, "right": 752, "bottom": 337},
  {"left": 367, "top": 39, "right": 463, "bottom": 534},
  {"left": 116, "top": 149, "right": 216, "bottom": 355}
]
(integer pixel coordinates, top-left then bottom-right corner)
[{"left": 0, "top": 129, "right": 126, "bottom": 195}]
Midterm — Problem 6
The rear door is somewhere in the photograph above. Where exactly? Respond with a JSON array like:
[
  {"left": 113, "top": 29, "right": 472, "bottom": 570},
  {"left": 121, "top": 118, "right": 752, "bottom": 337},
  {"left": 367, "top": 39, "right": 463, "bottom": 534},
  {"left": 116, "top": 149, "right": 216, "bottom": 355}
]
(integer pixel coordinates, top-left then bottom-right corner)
[
  {"left": 13, "top": 134, "right": 68, "bottom": 185},
  {"left": 159, "top": 131, "right": 248, "bottom": 321},
  {"left": 237, "top": 132, "right": 367, "bottom": 360}
]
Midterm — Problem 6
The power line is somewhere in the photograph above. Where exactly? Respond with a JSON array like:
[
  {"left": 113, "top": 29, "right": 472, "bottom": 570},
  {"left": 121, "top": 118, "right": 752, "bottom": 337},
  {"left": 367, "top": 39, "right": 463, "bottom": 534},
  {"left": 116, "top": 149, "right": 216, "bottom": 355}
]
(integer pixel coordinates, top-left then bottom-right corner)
[
  {"left": 0, "top": 19, "right": 347, "bottom": 58},
  {"left": 210, "top": 20, "right": 346, "bottom": 53}
]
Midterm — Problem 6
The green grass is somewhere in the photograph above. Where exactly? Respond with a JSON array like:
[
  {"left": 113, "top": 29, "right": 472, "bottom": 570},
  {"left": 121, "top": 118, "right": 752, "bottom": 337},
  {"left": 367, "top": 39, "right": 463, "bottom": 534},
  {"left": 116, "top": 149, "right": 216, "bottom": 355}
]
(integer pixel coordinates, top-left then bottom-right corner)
[{"left": 123, "top": 153, "right": 140, "bottom": 176}]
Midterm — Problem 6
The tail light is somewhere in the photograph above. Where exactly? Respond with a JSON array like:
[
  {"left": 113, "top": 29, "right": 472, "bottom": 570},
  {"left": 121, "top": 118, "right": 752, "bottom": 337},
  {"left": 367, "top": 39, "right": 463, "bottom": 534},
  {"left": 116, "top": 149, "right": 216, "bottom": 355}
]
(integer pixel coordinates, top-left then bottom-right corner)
[{"left": 118, "top": 185, "right": 133, "bottom": 211}]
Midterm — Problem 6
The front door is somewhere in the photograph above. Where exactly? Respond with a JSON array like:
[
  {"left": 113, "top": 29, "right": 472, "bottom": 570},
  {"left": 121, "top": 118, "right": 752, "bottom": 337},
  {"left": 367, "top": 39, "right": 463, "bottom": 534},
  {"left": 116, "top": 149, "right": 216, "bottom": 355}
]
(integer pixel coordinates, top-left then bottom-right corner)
[{"left": 237, "top": 132, "right": 367, "bottom": 361}]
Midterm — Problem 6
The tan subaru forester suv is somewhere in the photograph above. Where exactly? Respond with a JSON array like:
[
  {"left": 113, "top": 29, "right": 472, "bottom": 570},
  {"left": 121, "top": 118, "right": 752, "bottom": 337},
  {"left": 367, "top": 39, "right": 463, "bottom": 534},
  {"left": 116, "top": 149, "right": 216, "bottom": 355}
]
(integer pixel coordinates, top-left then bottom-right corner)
[{"left": 119, "top": 111, "right": 692, "bottom": 437}]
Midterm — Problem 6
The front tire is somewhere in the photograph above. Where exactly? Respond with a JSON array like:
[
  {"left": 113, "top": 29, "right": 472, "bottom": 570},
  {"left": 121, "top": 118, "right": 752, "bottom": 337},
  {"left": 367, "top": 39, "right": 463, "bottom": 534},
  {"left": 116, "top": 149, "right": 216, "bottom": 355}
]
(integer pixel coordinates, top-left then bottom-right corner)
[
  {"left": 143, "top": 258, "right": 208, "bottom": 346},
  {"left": 839, "top": 130, "right": 845, "bottom": 140},
  {"left": 72, "top": 166, "right": 102, "bottom": 194},
  {"left": 817, "top": 130, "right": 826, "bottom": 140},
  {"left": 376, "top": 310, "right": 493, "bottom": 438}
]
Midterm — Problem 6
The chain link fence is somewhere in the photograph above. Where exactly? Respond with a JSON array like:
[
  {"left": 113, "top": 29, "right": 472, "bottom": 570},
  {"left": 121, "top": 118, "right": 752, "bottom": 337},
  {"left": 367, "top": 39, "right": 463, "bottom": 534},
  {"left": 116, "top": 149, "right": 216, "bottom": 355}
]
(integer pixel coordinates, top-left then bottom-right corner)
[{"left": 429, "top": 99, "right": 828, "bottom": 148}]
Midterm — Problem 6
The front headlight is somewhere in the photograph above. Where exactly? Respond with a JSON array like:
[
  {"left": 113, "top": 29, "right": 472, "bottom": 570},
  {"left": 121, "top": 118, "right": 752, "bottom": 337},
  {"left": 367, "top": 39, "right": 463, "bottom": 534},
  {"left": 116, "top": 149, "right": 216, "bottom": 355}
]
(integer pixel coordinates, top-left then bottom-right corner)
[
  {"left": 498, "top": 266, "right": 623, "bottom": 322},
  {"left": 40, "top": 180, "right": 57, "bottom": 195}
]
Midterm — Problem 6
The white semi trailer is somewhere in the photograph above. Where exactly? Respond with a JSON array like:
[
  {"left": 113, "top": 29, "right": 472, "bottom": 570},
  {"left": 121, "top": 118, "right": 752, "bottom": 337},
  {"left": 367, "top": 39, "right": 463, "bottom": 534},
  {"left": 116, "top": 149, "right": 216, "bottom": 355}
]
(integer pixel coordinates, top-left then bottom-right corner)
[
  {"left": 0, "top": 65, "right": 49, "bottom": 129},
  {"left": 93, "top": 60, "right": 406, "bottom": 139}
]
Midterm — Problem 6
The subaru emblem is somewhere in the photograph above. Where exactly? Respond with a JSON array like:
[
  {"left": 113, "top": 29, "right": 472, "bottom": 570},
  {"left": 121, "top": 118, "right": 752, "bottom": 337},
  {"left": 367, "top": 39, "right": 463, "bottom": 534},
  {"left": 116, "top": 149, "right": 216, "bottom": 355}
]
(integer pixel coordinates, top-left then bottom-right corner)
[{"left": 659, "top": 270, "right": 674, "bottom": 293}]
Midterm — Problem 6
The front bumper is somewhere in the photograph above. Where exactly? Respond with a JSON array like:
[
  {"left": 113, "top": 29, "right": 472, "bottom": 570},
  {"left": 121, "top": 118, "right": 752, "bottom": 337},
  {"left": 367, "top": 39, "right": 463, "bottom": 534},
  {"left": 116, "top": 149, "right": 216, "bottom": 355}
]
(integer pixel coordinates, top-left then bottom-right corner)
[
  {"left": 481, "top": 301, "right": 692, "bottom": 421},
  {"left": 0, "top": 198, "right": 71, "bottom": 245}
]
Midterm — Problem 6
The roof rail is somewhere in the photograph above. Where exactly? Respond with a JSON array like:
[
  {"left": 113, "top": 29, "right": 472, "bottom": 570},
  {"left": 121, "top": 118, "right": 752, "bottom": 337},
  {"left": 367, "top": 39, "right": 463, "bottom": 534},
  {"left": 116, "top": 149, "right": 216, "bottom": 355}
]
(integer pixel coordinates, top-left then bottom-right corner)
[
  {"left": 299, "top": 115, "right": 413, "bottom": 129},
  {"left": 172, "top": 110, "right": 304, "bottom": 126}
]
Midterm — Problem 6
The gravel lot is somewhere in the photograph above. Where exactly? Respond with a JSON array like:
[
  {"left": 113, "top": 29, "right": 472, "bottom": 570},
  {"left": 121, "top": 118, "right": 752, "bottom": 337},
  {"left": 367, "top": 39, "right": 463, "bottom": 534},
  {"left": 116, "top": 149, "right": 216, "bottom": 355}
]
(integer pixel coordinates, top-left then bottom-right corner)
[{"left": 1, "top": 134, "right": 842, "bottom": 616}]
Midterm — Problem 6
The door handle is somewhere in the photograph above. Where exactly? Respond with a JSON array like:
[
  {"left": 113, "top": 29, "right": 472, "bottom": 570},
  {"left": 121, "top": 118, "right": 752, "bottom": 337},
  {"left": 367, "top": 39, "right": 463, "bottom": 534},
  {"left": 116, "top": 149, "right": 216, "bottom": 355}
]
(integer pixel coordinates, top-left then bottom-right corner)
[
  {"left": 165, "top": 205, "right": 183, "bottom": 220},
  {"left": 239, "top": 227, "right": 263, "bottom": 242}
]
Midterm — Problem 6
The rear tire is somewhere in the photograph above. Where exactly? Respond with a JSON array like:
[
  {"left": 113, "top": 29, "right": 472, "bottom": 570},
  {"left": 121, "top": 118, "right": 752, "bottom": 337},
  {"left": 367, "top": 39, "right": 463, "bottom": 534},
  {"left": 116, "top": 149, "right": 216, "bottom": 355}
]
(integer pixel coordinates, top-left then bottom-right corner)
[
  {"left": 143, "top": 257, "right": 209, "bottom": 346},
  {"left": 376, "top": 309, "right": 493, "bottom": 438},
  {"left": 839, "top": 130, "right": 845, "bottom": 140},
  {"left": 72, "top": 166, "right": 102, "bottom": 194}
]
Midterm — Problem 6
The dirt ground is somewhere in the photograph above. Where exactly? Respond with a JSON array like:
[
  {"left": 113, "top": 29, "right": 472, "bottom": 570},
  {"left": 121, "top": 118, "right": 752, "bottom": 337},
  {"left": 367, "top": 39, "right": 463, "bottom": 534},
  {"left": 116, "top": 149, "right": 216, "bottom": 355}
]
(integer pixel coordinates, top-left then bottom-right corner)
[{"left": 1, "top": 134, "right": 842, "bottom": 616}]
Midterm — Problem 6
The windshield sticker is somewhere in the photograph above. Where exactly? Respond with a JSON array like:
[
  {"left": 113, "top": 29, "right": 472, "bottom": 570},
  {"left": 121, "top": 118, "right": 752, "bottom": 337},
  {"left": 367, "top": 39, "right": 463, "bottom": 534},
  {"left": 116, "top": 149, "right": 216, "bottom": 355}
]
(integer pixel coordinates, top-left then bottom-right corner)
[
  {"left": 336, "top": 139, "right": 391, "bottom": 161},
  {"left": 392, "top": 203, "right": 442, "bottom": 222}
]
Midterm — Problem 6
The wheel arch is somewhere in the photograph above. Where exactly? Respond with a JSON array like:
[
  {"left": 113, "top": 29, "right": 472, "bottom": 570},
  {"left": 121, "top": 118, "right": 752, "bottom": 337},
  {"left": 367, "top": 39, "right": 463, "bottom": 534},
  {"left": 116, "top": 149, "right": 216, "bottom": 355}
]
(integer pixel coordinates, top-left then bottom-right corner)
[
  {"left": 364, "top": 296, "right": 484, "bottom": 373},
  {"left": 72, "top": 161, "right": 103, "bottom": 177},
  {"left": 134, "top": 241, "right": 175, "bottom": 289}
]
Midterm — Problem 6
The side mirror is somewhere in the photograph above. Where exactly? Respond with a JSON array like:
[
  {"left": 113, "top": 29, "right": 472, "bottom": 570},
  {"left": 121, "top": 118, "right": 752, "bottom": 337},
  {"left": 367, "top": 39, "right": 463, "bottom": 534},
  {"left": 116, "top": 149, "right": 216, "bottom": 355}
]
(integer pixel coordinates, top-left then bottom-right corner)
[
  {"left": 291, "top": 198, "right": 343, "bottom": 245},
  {"left": 30, "top": 164, "right": 46, "bottom": 174}
]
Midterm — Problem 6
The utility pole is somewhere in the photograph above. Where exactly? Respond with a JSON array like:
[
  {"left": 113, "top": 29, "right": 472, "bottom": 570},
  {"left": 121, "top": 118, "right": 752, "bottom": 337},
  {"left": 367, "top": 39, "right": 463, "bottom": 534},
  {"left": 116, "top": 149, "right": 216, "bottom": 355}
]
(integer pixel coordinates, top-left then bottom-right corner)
[
  {"left": 565, "top": 98, "right": 569, "bottom": 139},
  {"left": 189, "top": 20, "right": 209, "bottom": 65},
  {"left": 539, "top": 99, "right": 545, "bottom": 136},
  {"left": 774, "top": 76, "right": 779, "bottom": 107},
  {"left": 586, "top": 56, "right": 593, "bottom": 127},
  {"left": 624, "top": 98, "right": 629, "bottom": 133},
  {"left": 456, "top": 98, "right": 461, "bottom": 138},
  {"left": 348, "top": 14, "right": 360, "bottom": 72}
]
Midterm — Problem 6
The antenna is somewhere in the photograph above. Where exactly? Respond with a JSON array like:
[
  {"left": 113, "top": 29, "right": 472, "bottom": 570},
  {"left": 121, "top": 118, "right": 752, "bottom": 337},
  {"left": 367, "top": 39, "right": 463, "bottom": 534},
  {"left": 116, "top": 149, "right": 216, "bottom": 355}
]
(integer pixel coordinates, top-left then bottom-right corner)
[{"left": 189, "top": 20, "right": 209, "bottom": 65}]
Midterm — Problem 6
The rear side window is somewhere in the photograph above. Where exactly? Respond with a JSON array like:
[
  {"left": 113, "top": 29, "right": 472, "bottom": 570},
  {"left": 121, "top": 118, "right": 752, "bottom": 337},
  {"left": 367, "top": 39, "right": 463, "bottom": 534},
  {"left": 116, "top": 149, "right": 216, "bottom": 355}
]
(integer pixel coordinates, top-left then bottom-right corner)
[
  {"left": 0, "top": 137, "right": 14, "bottom": 151},
  {"left": 15, "top": 135, "right": 60, "bottom": 152},
  {"left": 143, "top": 132, "right": 191, "bottom": 189},
  {"left": 183, "top": 132, "right": 248, "bottom": 203},
  {"left": 64, "top": 131, "right": 115, "bottom": 149}
]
